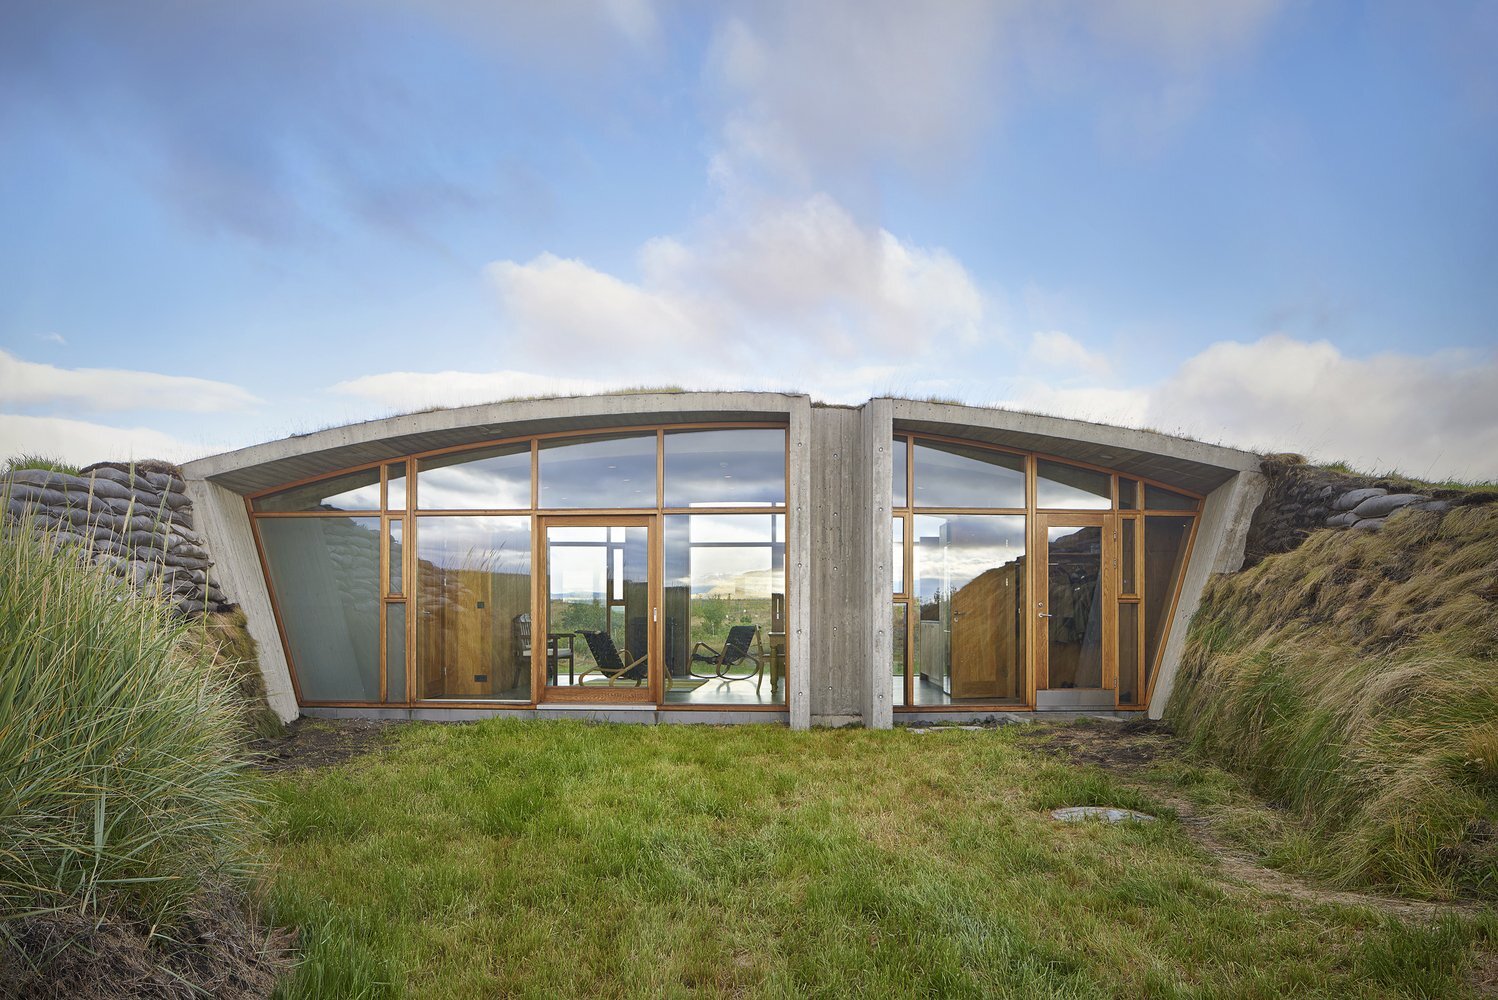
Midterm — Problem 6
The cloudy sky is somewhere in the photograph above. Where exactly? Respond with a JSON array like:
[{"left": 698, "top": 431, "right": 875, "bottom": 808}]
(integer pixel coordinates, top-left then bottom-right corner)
[{"left": 1, "top": 1, "right": 1495, "bottom": 480}]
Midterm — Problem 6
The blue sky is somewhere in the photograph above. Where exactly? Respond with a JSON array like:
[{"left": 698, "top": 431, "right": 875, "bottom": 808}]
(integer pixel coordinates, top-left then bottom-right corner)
[{"left": 1, "top": 0, "right": 1495, "bottom": 479}]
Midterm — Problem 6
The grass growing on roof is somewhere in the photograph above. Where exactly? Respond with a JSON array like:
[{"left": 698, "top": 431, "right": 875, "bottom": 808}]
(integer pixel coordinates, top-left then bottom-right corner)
[
  {"left": 1169, "top": 504, "right": 1498, "bottom": 899},
  {"left": 266, "top": 720, "right": 1493, "bottom": 998},
  {"left": 0, "top": 453, "right": 80, "bottom": 476}
]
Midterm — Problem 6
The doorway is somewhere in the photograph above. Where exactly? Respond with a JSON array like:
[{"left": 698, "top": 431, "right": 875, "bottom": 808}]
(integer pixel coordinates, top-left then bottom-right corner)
[
  {"left": 538, "top": 516, "right": 658, "bottom": 703},
  {"left": 1036, "top": 514, "right": 1116, "bottom": 706}
]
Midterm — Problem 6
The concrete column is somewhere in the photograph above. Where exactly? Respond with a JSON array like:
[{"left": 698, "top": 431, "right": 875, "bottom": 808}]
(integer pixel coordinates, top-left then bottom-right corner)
[
  {"left": 1147, "top": 468, "right": 1267, "bottom": 718},
  {"left": 861, "top": 399, "right": 894, "bottom": 729},
  {"left": 787, "top": 396, "right": 813, "bottom": 730},
  {"left": 184, "top": 478, "right": 299, "bottom": 723},
  {"left": 807, "top": 407, "right": 868, "bottom": 726}
]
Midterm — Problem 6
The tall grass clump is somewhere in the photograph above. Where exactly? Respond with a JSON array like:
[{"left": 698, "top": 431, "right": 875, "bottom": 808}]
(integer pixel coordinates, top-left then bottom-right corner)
[
  {"left": 1168, "top": 504, "right": 1498, "bottom": 899},
  {"left": 0, "top": 519, "right": 261, "bottom": 928}
]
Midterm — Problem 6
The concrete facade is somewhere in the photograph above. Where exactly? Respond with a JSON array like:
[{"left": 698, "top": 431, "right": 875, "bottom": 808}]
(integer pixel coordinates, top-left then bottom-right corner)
[{"left": 182, "top": 392, "right": 1262, "bottom": 730}]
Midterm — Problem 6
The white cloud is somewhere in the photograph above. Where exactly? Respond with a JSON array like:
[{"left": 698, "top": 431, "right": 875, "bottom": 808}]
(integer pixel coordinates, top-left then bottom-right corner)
[
  {"left": 0, "top": 350, "right": 259, "bottom": 413},
  {"left": 1027, "top": 331, "right": 1113, "bottom": 379},
  {"left": 487, "top": 193, "right": 987, "bottom": 376},
  {"left": 40, "top": 332, "right": 67, "bottom": 346},
  {"left": 0, "top": 413, "right": 211, "bottom": 466}
]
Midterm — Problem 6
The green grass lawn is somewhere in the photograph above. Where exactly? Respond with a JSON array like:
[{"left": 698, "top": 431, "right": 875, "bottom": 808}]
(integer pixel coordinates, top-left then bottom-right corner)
[{"left": 264, "top": 721, "right": 1494, "bottom": 998}]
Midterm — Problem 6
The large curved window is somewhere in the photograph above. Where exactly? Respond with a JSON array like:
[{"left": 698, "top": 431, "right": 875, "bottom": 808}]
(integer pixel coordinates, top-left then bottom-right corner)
[{"left": 539, "top": 432, "right": 657, "bottom": 509}]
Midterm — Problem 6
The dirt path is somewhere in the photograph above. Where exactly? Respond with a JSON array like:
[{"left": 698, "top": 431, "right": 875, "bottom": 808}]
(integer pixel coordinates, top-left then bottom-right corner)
[{"left": 251, "top": 718, "right": 406, "bottom": 772}]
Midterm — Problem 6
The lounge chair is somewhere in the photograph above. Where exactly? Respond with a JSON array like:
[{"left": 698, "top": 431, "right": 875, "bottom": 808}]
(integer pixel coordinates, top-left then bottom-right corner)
[
  {"left": 575, "top": 629, "right": 663, "bottom": 689},
  {"left": 690, "top": 624, "right": 766, "bottom": 690}
]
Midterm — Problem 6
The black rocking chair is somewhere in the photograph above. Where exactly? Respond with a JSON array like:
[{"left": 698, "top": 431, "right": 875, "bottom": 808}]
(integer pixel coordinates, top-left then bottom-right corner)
[
  {"left": 690, "top": 624, "right": 765, "bottom": 690},
  {"left": 575, "top": 629, "right": 669, "bottom": 689}
]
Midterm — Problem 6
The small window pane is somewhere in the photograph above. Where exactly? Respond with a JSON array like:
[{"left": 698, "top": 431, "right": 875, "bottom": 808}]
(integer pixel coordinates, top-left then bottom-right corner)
[
  {"left": 912, "top": 441, "right": 1025, "bottom": 508},
  {"left": 1118, "top": 602, "right": 1139, "bottom": 706},
  {"left": 1144, "top": 516, "right": 1194, "bottom": 688},
  {"left": 416, "top": 516, "right": 533, "bottom": 701},
  {"left": 388, "top": 519, "right": 404, "bottom": 597},
  {"left": 539, "top": 432, "right": 656, "bottom": 509},
  {"left": 259, "top": 517, "right": 381, "bottom": 700},
  {"left": 1037, "top": 460, "right": 1111, "bottom": 510},
  {"left": 419, "top": 443, "right": 530, "bottom": 510},
  {"left": 1145, "top": 484, "right": 1198, "bottom": 511},
  {"left": 254, "top": 468, "right": 382, "bottom": 512},
  {"left": 386, "top": 463, "right": 407, "bottom": 511},
  {"left": 892, "top": 602, "right": 907, "bottom": 707},
  {"left": 892, "top": 437, "right": 908, "bottom": 508},
  {"left": 892, "top": 516, "right": 905, "bottom": 594},
  {"left": 1120, "top": 518, "right": 1137, "bottom": 596},
  {"left": 664, "top": 428, "right": 785, "bottom": 507},
  {"left": 1118, "top": 477, "right": 1140, "bottom": 511},
  {"left": 385, "top": 603, "right": 406, "bottom": 703}
]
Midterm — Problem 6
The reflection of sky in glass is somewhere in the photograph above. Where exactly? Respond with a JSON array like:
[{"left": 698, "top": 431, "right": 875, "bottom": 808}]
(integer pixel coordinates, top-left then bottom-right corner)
[
  {"left": 415, "top": 516, "right": 530, "bottom": 573},
  {"left": 386, "top": 463, "right": 407, "bottom": 510},
  {"left": 913, "top": 442, "right": 1025, "bottom": 508},
  {"left": 664, "top": 428, "right": 785, "bottom": 507},
  {"left": 1036, "top": 460, "right": 1111, "bottom": 510},
  {"left": 893, "top": 437, "right": 908, "bottom": 507},
  {"left": 255, "top": 467, "right": 382, "bottom": 512},
  {"left": 914, "top": 514, "right": 1025, "bottom": 602},
  {"left": 418, "top": 444, "right": 530, "bottom": 510},
  {"left": 666, "top": 514, "right": 784, "bottom": 595},
  {"left": 539, "top": 433, "right": 656, "bottom": 508}
]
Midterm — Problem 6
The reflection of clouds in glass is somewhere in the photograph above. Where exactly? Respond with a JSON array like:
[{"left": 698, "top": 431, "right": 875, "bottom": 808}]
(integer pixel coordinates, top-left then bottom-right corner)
[
  {"left": 914, "top": 514, "right": 1025, "bottom": 600},
  {"left": 664, "top": 429, "right": 785, "bottom": 507},
  {"left": 256, "top": 467, "right": 382, "bottom": 512},
  {"left": 416, "top": 516, "right": 530, "bottom": 573},
  {"left": 1036, "top": 460, "right": 1110, "bottom": 510},
  {"left": 418, "top": 446, "right": 530, "bottom": 510},
  {"left": 550, "top": 546, "right": 605, "bottom": 601},
  {"left": 913, "top": 441, "right": 1025, "bottom": 508},
  {"left": 665, "top": 514, "right": 785, "bottom": 594},
  {"left": 539, "top": 433, "right": 656, "bottom": 508},
  {"left": 688, "top": 513, "right": 784, "bottom": 544}
]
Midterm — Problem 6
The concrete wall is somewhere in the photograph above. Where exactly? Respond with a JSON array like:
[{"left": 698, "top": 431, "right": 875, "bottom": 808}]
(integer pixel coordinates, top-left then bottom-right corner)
[
  {"left": 183, "top": 478, "right": 299, "bottom": 722},
  {"left": 807, "top": 407, "right": 866, "bottom": 725}
]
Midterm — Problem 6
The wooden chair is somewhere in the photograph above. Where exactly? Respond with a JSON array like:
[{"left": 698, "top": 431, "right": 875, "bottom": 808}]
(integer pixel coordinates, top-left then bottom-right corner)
[
  {"left": 690, "top": 624, "right": 766, "bottom": 690},
  {"left": 575, "top": 629, "right": 652, "bottom": 688}
]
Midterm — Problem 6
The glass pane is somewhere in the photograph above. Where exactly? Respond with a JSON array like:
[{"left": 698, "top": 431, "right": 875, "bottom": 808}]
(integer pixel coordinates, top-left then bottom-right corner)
[
  {"left": 892, "top": 602, "right": 907, "bottom": 707},
  {"left": 1045, "top": 525, "right": 1105, "bottom": 690},
  {"left": 1037, "top": 460, "right": 1111, "bottom": 510},
  {"left": 892, "top": 437, "right": 908, "bottom": 508},
  {"left": 539, "top": 432, "right": 656, "bottom": 509},
  {"left": 386, "top": 463, "right": 407, "bottom": 511},
  {"left": 385, "top": 603, "right": 406, "bottom": 703},
  {"left": 912, "top": 440, "right": 1025, "bottom": 508},
  {"left": 253, "top": 468, "right": 381, "bottom": 512},
  {"left": 1145, "top": 484, "right": 1198, "bottom": 511},
  {"left": 1120, "top": 518, "right": 1137, "bottom": 596},
  {"left": 1118, "top": 477, "right": 1140, "bottom": 511},
  {"left": 258, "top": 517, "right": 381, "bottom": 700},
  {"left": 1144, "top": 516, "right": 1194, "bottom": 688},
  {"left": 663, "top": 514, "right": 786, "bottom": 706},
  {"left": 416, "top": 516, "right": 532, "bottom": 701},
  {"left": 418, "top": 443, "right": 530, "bottom": 510},
  {"left": 892, "top": 516, "right": 905, "bottom": 594},
  {"left": 912, "top": 514, "right": 1026, "bottom": 705},
  {"left": 1117, "top": 602, "right": 1139, "bottom": 706},
  {"left": 548, "top": 524, "right": 650, "bottom": 690},
  {"left": 664, "top": 428, "right": 785, "bottom": 507},
  {"left": 388, "top": 519, "right": 404, "bottom": 597}
]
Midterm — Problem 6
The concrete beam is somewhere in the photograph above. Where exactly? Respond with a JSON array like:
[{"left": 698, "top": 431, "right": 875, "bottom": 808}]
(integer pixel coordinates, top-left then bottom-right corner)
[
  {"left": 183, "top": 479, "right": 299, "bottom": 722},
  {"left": 1147, "top": 468, "right": 1267, "bottom": 718}
]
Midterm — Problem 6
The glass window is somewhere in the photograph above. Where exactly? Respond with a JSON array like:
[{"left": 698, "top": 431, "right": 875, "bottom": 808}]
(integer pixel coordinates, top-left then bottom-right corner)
[
  {"left": 415, "top": 516, "right": 532, "bottom": 701},
  {"left": 386, "top": 463, "right": 407, "bottom": 511},
  {"left": 1145, "top": 484, "right": 1199, "bottom": 511},
  {"left": 1118, "top": 477, "right": 1140, "bottom": 511},
  {"left": 253, "top": 468, "right": 382, "bottom": 513},
  {"left": 892, "top": 602, "right": 907, "bottom": 707},
  {"left": 1043, "top": 525, "right": 1105, "bottom": 690},
  {"left": 892, "top": 437, "right": 908, "bottom": 508},
  {"left": 664, "top": 428, "right": 785, "bottom": 507},
  {"left": 1118, "top": 602, "right": 1139, "bottom": 706},
  {"left": 418, "top": 443, "right": 530, "bottom": 510},
  {"left": 539, "top": 432, "right": 656, "bottom": 509},
  {"left": 912, "top": 440, "right": 1025, "bottom": 508},
  {"left": 385, "top": 603, "right": 406, "bottom": 703},
  {"left": 662, "top": 514, "right": 786, "bottom": 706},
  {"left": 388, "top": 519, "right": 404, "bottom": 597},
  {"left": 892, "top": 516, "right": 905, "bottom": 594},
  {"left": 1120, "top": 518, "right": 1137, "bottom": 596},
  {"left": 911, "top": 514, "right": 1026, "bottom": 705},
  {"left": 258, "top": 517, "right": 381, "bottom": 700},
  {"left": 1144, "top": 516, "right": 1194, "bottom": 687},
  {"left": 1036, "top": 460, "right": 1111, "bottom": 510}
]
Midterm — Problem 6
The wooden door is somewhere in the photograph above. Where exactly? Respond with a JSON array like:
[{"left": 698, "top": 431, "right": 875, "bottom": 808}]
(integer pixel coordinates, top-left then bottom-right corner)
[{"left": 1037, "top": 514, "right": 1115, "bottom": 693}]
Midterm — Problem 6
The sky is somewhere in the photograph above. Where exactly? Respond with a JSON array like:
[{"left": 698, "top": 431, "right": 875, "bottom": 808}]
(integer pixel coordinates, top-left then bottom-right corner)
[{"left": 1, "top": 0, "right": 1495, "bottom": 480}]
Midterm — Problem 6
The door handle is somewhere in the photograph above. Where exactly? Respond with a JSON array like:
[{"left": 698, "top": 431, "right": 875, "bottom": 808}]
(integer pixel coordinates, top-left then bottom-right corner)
[{"left": 1038, "top": 612, "right": 1054, "bottom": 618}]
